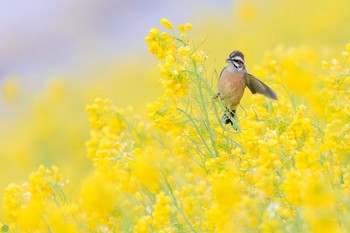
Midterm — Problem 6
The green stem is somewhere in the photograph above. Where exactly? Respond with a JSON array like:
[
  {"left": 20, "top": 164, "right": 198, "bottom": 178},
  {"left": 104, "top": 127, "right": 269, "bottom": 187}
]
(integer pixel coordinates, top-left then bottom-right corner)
[
  {"left": 163, "top": 175, "right": 198, "bottom": 233},
  {"left": 177, "top": 107, "right": 216, "bottom": 159},
  {"left": 192, "top": 60, "right": 220, "bottom": 158}
]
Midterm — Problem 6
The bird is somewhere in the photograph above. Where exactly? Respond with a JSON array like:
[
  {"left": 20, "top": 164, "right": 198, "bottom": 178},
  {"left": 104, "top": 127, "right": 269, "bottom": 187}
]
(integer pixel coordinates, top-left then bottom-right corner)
[{"left": 217, "top": 50, "right": 278, "bottom": 126}]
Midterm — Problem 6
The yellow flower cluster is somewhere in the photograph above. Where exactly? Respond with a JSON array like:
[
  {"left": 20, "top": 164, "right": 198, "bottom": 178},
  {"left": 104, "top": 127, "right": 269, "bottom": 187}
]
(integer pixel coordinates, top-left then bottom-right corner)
[
  {"left": 145, "top": 19, "right": 208, "bottom": 132},
  {"left": 3, "top": 165, "right": 76, "bottom": 232},
  {"left": 2, "top": 19, "right": 350, "bottom": 233}
]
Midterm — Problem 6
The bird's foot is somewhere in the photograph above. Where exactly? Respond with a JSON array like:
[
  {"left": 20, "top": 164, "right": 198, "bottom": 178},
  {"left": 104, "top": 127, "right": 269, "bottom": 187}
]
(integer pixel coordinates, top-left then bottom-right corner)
[
  {"left": 221, "top": 109, "right": 238, "bottom": 129},
  {"left": 214, "top": 93, "right": 222, "bottom": 100}
]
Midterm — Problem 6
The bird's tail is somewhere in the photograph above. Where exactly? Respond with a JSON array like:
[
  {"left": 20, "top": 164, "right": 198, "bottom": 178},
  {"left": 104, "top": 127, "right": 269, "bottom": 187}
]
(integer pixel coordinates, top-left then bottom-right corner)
[{"left": 221, "top": 109, "right": 236, "bottom": 126}]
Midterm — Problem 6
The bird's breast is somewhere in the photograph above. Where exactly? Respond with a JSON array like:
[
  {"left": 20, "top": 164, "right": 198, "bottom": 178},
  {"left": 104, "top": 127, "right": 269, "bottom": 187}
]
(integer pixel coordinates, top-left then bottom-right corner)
[{"left": 218, "top": 69, "right": 246, "bottom": 108}]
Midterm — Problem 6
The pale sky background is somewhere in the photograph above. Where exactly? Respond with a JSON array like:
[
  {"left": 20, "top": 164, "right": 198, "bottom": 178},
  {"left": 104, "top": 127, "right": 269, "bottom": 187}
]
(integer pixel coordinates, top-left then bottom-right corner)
[{"left": 0, "top": 0, "right": 231, "bottom": 83}]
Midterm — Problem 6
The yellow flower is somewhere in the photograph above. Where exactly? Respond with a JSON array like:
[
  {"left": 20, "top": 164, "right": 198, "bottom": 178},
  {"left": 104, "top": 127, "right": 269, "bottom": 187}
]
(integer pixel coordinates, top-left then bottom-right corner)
[
  {"left": 321, "top": 60, "right": 329, "bottom": 70},
  {"left": 178, "top": 46, "right": 191, "bottom": 55},
  {"left": 177, "top": 24, "right": 186, "bottom": 36},
  {"left": 184, "top": 23, "right": 192, "bottom": 31},
  {"left": 80, "top": 172, "right": 119, "bottom": 214},
  {"left": 191, "top": 50, "right": 208, "bottom": 62},
  {"left": 133, "top": 148, "right": 162, "bottom": 193},
  {"left": 149, "top": 28, "right": 160, "bottom": 37},
  {"left": 152, "top": 192, "right": 173, "bottom": 230},
  {"left": 346, "top": 43, "right": 350, "bottom": 54},
  {"left": 160, "top": 18, "right": 173, "bottom": 29}
]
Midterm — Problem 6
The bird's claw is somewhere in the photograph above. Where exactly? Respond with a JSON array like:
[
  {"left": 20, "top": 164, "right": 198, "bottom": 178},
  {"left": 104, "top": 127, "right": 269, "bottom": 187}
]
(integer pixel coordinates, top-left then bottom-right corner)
[{"left": 214, "top": 93, "right": 221, "bottom": 100}]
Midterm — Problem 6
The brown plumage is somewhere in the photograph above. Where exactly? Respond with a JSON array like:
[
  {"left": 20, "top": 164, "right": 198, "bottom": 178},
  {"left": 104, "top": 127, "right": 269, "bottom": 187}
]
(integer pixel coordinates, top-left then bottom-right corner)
[
  {"left": 218, "top": 69, "right": 246, "bottom": 110},
  {"left": 217, "top": 50, "right": 278, "bottom": 126}
]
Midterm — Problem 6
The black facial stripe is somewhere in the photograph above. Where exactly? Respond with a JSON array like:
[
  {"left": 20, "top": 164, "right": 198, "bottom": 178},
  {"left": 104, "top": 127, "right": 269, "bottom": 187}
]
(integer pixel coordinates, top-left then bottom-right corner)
[
  {"left": 233, "top": 59, "right": 243, "bottom": 63},
  {"left": 232, "top": 62, "right": 239, "bottom": 68}
]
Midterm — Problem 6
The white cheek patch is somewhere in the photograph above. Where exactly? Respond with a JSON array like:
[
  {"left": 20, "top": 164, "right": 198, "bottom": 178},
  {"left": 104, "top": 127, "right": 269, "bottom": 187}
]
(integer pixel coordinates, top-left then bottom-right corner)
[{"left": 233, "top": 61, "right": 243, "bottom": 70}]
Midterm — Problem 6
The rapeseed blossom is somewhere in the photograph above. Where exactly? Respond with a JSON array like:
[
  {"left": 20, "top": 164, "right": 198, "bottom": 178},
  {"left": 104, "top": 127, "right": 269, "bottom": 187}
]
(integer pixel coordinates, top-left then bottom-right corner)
[{"left": 2, "top": 18, "right": 350, "bottom": 233}]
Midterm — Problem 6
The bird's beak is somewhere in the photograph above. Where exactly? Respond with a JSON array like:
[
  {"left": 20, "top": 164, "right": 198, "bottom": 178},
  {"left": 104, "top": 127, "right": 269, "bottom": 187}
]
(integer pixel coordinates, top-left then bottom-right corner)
[{"left": 226, "top": 58, "right": 231, "bottom": 63}]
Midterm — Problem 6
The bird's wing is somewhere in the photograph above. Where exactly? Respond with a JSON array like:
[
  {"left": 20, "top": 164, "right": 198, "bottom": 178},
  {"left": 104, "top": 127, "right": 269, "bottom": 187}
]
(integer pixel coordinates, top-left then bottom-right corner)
[{"left": 244, "top": 73, "right": 278, "bottom": 100}]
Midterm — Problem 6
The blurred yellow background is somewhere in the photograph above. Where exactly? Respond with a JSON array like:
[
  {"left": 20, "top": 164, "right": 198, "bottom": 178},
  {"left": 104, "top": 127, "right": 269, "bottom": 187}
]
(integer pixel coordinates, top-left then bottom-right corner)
[{"left": 1, "top": 0, "right": 350, "bottom": 220}]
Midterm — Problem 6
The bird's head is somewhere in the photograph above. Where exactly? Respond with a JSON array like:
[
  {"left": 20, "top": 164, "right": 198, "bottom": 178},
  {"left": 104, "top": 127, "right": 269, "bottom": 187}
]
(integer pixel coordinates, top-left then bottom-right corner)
[{"left": 226, "top": 50, "right": 245, "bottom": 70}]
